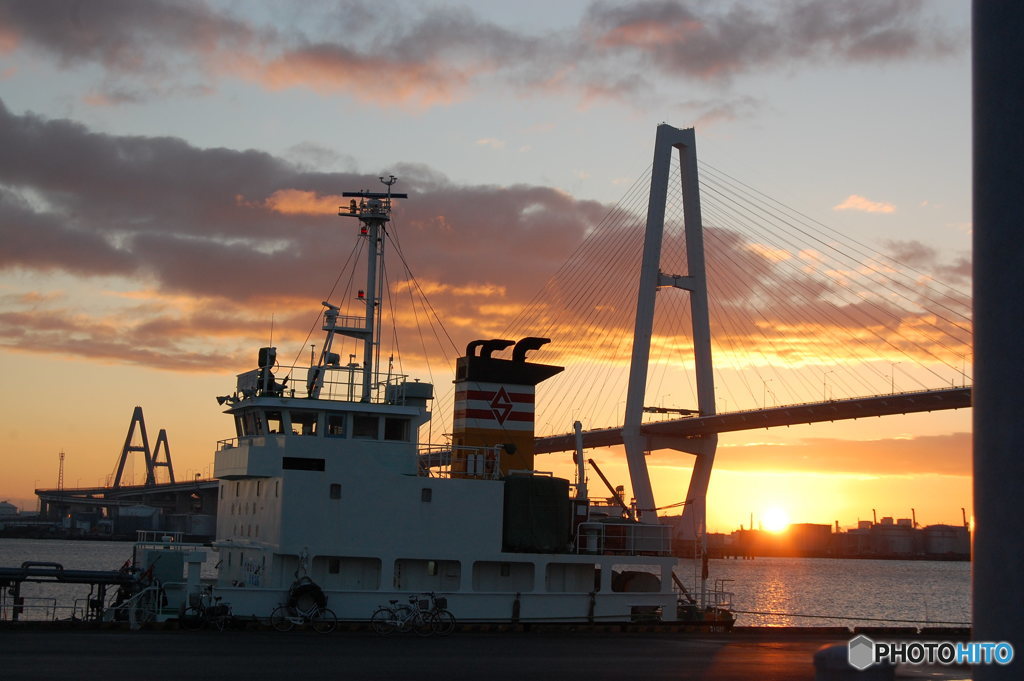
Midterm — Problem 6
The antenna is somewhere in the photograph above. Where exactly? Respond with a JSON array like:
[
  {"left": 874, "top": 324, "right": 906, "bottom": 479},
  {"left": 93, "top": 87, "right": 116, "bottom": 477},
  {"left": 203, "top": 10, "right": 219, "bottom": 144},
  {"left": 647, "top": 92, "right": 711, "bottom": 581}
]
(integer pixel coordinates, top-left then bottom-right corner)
[{"left": 269, "top": 313, "right": 275, "bottom": 347}]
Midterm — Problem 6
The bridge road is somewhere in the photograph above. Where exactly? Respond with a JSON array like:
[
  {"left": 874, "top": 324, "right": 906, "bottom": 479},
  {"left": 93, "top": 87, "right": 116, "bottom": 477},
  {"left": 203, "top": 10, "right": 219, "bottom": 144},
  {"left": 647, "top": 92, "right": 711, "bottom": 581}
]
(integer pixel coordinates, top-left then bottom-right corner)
[{"left": 0, "top": 629, "right": 969, "bottom": 681}]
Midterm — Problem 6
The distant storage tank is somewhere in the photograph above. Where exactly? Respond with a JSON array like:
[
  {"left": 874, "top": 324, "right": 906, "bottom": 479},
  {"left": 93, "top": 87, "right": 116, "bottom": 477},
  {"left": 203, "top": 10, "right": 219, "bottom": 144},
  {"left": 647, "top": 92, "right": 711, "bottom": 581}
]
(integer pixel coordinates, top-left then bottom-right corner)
[
  {"left": 452, "top": 337, "right": 563, "bottom": 476},
  {"left": 923, "top": 524, "right": 971, "bottom": 556},
  {"left": 871, "top": 524, "right": 914, "bottom": 555},
  {"left": 117, "top": 504, "right": 161, "bottom": 534},
  {"left": 896, "top": 518, "right": 913, "bottom": 528}
]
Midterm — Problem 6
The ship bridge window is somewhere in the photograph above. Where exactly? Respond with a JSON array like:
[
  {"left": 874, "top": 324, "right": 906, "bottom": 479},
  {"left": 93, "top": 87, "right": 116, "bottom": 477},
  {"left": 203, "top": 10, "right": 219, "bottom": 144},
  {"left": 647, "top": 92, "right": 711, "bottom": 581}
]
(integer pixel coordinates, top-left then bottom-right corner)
[
  {"left": 326, "top": 413, "right": 347, "bottom": 438},
  {"left": 265, "top": 410, "right": 283, "bottom": 434},
  {"left": 353, "top": 414, "right": 379, "bottom": 439},
  {"left": 384, "top": 417, "right": 409, "bottom": 442},
  {"left": 290, "top": 410, "right": 319, "bottom": 436},
  {"left": 236, "top": 412, "right": 261, "bottom": 437}
]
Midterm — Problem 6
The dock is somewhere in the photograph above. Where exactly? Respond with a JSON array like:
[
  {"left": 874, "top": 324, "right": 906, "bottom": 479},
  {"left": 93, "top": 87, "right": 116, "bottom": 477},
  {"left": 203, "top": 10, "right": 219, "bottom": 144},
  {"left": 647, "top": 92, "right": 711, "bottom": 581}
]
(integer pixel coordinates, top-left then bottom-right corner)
[{"left": 0, "top": 628, "right": 972, "bottom": 681}]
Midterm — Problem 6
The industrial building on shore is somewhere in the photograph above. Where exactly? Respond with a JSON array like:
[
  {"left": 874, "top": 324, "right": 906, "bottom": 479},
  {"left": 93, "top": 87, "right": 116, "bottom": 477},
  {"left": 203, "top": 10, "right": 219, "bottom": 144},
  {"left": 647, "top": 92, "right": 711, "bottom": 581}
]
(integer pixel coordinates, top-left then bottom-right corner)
[{"left": 663, "top": 514, "right": 971, "bottom": 561}]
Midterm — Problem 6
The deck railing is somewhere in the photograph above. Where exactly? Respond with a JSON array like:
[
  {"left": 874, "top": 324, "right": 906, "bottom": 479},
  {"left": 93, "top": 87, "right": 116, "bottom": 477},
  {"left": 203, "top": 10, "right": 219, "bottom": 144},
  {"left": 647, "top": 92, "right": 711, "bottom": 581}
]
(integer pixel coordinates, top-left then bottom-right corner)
[
  {"left": 418, "top": 444, "right": 504, "bottom": 479},
  {"left": 574, "top": 521, "right": 672, "bottom": 556},
  {"left": 237, "top": 364, "right": 411, "bottom": 404}
]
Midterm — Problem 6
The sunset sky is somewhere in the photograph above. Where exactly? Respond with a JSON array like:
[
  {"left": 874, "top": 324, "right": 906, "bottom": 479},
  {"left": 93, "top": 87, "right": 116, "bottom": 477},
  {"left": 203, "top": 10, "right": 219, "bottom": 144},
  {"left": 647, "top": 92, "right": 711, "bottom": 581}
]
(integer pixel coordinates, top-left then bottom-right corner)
[{"left": 0, "top": 1, "right": 972, "bottom": 533}]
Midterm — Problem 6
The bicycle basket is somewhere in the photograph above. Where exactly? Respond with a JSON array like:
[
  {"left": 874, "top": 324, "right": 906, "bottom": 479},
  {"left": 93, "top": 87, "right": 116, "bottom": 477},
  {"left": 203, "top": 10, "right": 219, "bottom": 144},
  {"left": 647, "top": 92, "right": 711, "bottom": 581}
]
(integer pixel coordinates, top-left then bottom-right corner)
[
  {"left": 435, "top": 597, "right": 447, "bottom": 610},
  {"left": 418, "top": 599, "right": 430, "bottom": 611},
  {"left": 208, "top": 604, "right": 230, "bottom": 618}
]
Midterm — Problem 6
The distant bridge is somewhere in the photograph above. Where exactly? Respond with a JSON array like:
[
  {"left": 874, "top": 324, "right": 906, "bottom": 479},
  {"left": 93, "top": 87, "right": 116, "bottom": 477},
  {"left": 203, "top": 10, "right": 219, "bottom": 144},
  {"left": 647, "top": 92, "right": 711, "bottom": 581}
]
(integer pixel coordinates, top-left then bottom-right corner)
[{"left": 36, "top": 479, "right": 218, "bottom": 512}]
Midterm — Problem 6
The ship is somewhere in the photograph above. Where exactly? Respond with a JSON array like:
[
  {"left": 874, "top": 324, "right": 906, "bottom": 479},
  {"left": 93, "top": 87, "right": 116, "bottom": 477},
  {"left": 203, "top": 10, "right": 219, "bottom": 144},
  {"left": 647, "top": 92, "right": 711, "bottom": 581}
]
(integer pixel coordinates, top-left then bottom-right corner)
[{"left": 124, "top": 132, "right": 735, "bottom": 630}]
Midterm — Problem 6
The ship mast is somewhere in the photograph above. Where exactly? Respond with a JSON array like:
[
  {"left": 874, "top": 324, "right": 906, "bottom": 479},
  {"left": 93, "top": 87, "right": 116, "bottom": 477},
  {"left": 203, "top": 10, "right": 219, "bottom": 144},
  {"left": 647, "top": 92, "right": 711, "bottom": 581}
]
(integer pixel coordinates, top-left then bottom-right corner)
[{"left": 335, "top": 176, "right": 407, "bottom": 402}]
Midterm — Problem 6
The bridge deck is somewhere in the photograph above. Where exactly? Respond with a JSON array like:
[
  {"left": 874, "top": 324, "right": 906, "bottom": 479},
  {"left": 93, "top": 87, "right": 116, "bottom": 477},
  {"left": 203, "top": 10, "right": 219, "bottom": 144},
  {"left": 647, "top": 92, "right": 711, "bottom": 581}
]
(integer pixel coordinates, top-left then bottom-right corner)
[{"left": 535, "top": 387, "right": 971, "bottom": 454}]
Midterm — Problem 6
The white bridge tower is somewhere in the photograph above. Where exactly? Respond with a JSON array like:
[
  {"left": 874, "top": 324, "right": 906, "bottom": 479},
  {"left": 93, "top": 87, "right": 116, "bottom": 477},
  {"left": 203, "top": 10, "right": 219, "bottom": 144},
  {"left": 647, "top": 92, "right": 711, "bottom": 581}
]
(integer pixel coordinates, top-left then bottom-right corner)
[{"left": 622, "top": 124, "right": 717, "bottom": 543}]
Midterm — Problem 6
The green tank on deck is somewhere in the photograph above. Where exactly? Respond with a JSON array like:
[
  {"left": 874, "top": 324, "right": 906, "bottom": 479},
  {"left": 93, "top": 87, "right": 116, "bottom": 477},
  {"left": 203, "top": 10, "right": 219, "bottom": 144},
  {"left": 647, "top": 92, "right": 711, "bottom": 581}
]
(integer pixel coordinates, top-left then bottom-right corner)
[{"left": 501, "top": 475, "right": 573, "bottom": 553}]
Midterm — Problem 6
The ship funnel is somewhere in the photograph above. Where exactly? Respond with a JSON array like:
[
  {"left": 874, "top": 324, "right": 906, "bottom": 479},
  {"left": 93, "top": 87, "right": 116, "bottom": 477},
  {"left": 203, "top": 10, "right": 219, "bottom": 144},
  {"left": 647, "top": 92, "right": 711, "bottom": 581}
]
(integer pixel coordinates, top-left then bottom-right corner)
[{"left": 452, "top": 338, "right": 563, "bottom": 477}]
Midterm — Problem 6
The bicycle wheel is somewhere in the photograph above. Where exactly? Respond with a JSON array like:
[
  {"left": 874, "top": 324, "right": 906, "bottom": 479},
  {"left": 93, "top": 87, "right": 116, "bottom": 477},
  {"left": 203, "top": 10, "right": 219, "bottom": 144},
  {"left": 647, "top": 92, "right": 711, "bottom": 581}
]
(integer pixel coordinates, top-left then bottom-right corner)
[
  {"left": 312, "top": 607, "right": 337, "bottom": 634},
  {"left": 180, "top": 606, "right": 205, "bottom": 630},
  {"left": 270, "top": 605, "right": 294, "bottom": 632},
  {"left": 211, "top": 608, "right": 232, "bottom": 632},
  {"left": 431, "top": 609, "right": 456, "bottom": 636},
  {"left": 413, "top": 610, "right": 433, "bottom": 637},
  {"left": 370, "top": 607, "right": 396, "bottom": 635}
]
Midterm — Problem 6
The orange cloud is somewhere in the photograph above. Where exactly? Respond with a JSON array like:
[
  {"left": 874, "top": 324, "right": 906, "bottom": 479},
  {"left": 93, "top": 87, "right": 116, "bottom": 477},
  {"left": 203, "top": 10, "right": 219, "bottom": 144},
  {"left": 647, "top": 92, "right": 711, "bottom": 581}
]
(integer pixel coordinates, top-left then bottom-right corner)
[
  {"left": 598, "top": 18, "right": 703, "bottom": 49},
  {"left": 258, "top": 189, "right": 346, "bottom": 216},
  {"left": 260, "top": 47, "right": 471, "bottom": 109},
  {"left": 0, "top": 25, "right": 18, "bottom": 54},
  {"left": 833, "top": 194, "right": 896, "bottom": 213},
  {"left": 475, "top": 138, "right": 506, "bottom": 150}
]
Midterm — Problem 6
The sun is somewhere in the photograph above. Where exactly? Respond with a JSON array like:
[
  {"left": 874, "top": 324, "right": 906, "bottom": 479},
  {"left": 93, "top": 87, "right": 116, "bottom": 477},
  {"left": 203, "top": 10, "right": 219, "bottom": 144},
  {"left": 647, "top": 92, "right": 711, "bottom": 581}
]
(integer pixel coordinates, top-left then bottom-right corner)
[{"left": 762, "top": 507, "right": 791, "bottom": 533}]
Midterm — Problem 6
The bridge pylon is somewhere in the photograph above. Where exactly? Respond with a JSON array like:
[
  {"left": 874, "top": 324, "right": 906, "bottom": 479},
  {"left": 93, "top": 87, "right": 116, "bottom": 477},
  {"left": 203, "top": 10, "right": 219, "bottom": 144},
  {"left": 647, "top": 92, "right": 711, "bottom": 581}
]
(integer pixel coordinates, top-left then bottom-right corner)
[
  {"left": 112, "top": 406, "right": 175, "bottom": 487},
  {"left": 623, "top": 124, "right": 717, "bottom": 541}
]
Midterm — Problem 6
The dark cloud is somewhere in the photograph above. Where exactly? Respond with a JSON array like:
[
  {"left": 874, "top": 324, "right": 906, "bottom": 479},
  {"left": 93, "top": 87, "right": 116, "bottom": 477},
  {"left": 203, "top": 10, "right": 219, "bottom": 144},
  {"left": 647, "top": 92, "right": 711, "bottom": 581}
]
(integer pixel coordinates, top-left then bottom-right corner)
[
  {"left": 583, "top": 0, "right": 960, "bottom": 80},
  {"left": 883, "top": 239, "right": 971, "bottom": 285},
  {"left": 0, "top": 0, "right": 965, "bottom": 108},
  {"left": 0, "top": 100, "right": 607, "bottom": 368},
  {"left": 0, "top": 0, "right": 262, "bottom": 73}
]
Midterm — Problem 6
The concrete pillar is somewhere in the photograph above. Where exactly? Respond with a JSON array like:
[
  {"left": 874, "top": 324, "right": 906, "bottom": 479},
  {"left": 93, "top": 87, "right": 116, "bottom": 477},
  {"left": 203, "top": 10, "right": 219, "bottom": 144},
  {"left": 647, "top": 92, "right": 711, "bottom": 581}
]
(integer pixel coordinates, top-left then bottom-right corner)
[{"left": 973, "top": 2, "right": 1024, "bottom": 677}]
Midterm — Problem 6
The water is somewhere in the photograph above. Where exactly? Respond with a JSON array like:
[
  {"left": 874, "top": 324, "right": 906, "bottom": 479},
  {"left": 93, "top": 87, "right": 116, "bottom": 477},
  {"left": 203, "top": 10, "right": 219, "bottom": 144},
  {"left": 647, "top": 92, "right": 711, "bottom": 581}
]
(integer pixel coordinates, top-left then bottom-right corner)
[
  {"left": 679, "top": 556, "right": 970, "bottom": 627},
  {"left": 0, "top": 538, "right": 135, "bottom": 620},
  {"left": 1, "top": 539, "right": 970, "bottom": 626}
]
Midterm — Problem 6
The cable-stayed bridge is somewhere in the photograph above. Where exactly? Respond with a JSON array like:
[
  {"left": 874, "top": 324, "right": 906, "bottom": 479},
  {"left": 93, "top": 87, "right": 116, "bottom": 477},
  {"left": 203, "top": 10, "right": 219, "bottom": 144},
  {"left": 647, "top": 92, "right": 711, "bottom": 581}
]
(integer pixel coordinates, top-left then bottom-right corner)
[{"left": 494, "top": 125, "right": 971, "bottom": 538}]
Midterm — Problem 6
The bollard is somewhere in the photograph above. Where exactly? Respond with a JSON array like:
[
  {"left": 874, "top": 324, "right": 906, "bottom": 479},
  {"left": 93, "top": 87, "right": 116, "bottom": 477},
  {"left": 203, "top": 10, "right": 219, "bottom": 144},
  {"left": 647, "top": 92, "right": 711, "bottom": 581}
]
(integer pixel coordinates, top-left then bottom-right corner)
[{"left": 813, "top": 644, "right": 894, "bottom": 681}]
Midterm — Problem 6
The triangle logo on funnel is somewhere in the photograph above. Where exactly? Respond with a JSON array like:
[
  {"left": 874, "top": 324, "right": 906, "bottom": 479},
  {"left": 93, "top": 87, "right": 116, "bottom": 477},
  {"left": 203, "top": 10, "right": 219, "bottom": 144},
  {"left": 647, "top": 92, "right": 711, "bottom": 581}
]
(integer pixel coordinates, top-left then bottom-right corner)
[{"left": 490, "top": 387, "right": 514, "bottom": 425}]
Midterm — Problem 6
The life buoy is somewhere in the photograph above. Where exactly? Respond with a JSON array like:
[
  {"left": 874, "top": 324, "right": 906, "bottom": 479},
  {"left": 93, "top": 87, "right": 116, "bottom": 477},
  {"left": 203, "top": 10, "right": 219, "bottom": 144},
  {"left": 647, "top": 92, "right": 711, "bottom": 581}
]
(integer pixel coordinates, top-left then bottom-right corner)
[{"left": 287, "top": 577, "right": 327, "bottom": 609}]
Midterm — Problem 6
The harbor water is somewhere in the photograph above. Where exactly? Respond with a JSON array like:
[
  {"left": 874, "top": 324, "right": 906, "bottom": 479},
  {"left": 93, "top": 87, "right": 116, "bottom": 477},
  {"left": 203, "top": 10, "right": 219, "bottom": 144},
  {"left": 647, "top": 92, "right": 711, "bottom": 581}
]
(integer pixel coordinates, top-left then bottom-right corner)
[{"left": 0, "top": 538, "right": 969, "bottom": 626}]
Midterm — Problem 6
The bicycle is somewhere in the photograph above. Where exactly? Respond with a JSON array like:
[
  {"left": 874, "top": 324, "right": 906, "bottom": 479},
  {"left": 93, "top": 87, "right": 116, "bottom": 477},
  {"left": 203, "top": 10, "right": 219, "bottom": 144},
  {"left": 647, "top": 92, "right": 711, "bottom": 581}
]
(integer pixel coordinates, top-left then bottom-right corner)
[
  {"left": 270, "top": 601, "right": 337, "bottom": 633},
  {"left": 370, "top": 594, "right": 455, "bottom": 636},
  {"left": 180, "top": 586, "right": 233, "bottom": 631},
  {"left": 423, "top": 592, "right": 457, "bottom": 636},
  {"left": 369, "top": 596, "right": 432, "bottom": 636}
]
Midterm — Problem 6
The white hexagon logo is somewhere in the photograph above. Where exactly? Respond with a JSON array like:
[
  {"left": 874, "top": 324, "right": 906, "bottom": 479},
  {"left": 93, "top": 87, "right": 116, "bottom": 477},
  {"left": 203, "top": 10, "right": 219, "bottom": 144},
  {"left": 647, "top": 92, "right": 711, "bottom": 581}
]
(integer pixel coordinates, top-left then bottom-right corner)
[{"left": 848, "top": 634, "right": 875, "bottom": 671}]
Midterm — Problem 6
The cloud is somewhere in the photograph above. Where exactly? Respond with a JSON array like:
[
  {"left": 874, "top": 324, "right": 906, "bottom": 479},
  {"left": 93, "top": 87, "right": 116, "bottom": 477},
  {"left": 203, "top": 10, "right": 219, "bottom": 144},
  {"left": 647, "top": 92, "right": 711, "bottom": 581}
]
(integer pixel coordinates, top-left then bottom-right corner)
[
  {"left": 581, "top": 0, "right": 961, "bottom": 81},
  {"left": 0, "top": 100, "right": 606, "bottom": 369},
  {"left": 475, "top": 138, "right": 506, "bottom": 150},
  {"left": 0, "top": 0, "right": 966, "bottom": 109},
  {"left": 882, "top": 239, "right": 970, "bottom": 288},
  {"left": 0, "top": 102, "right": 970, "bottom": 395},
  {"left": 833, "top": 194, "right": 896, "bottom": 213}
]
